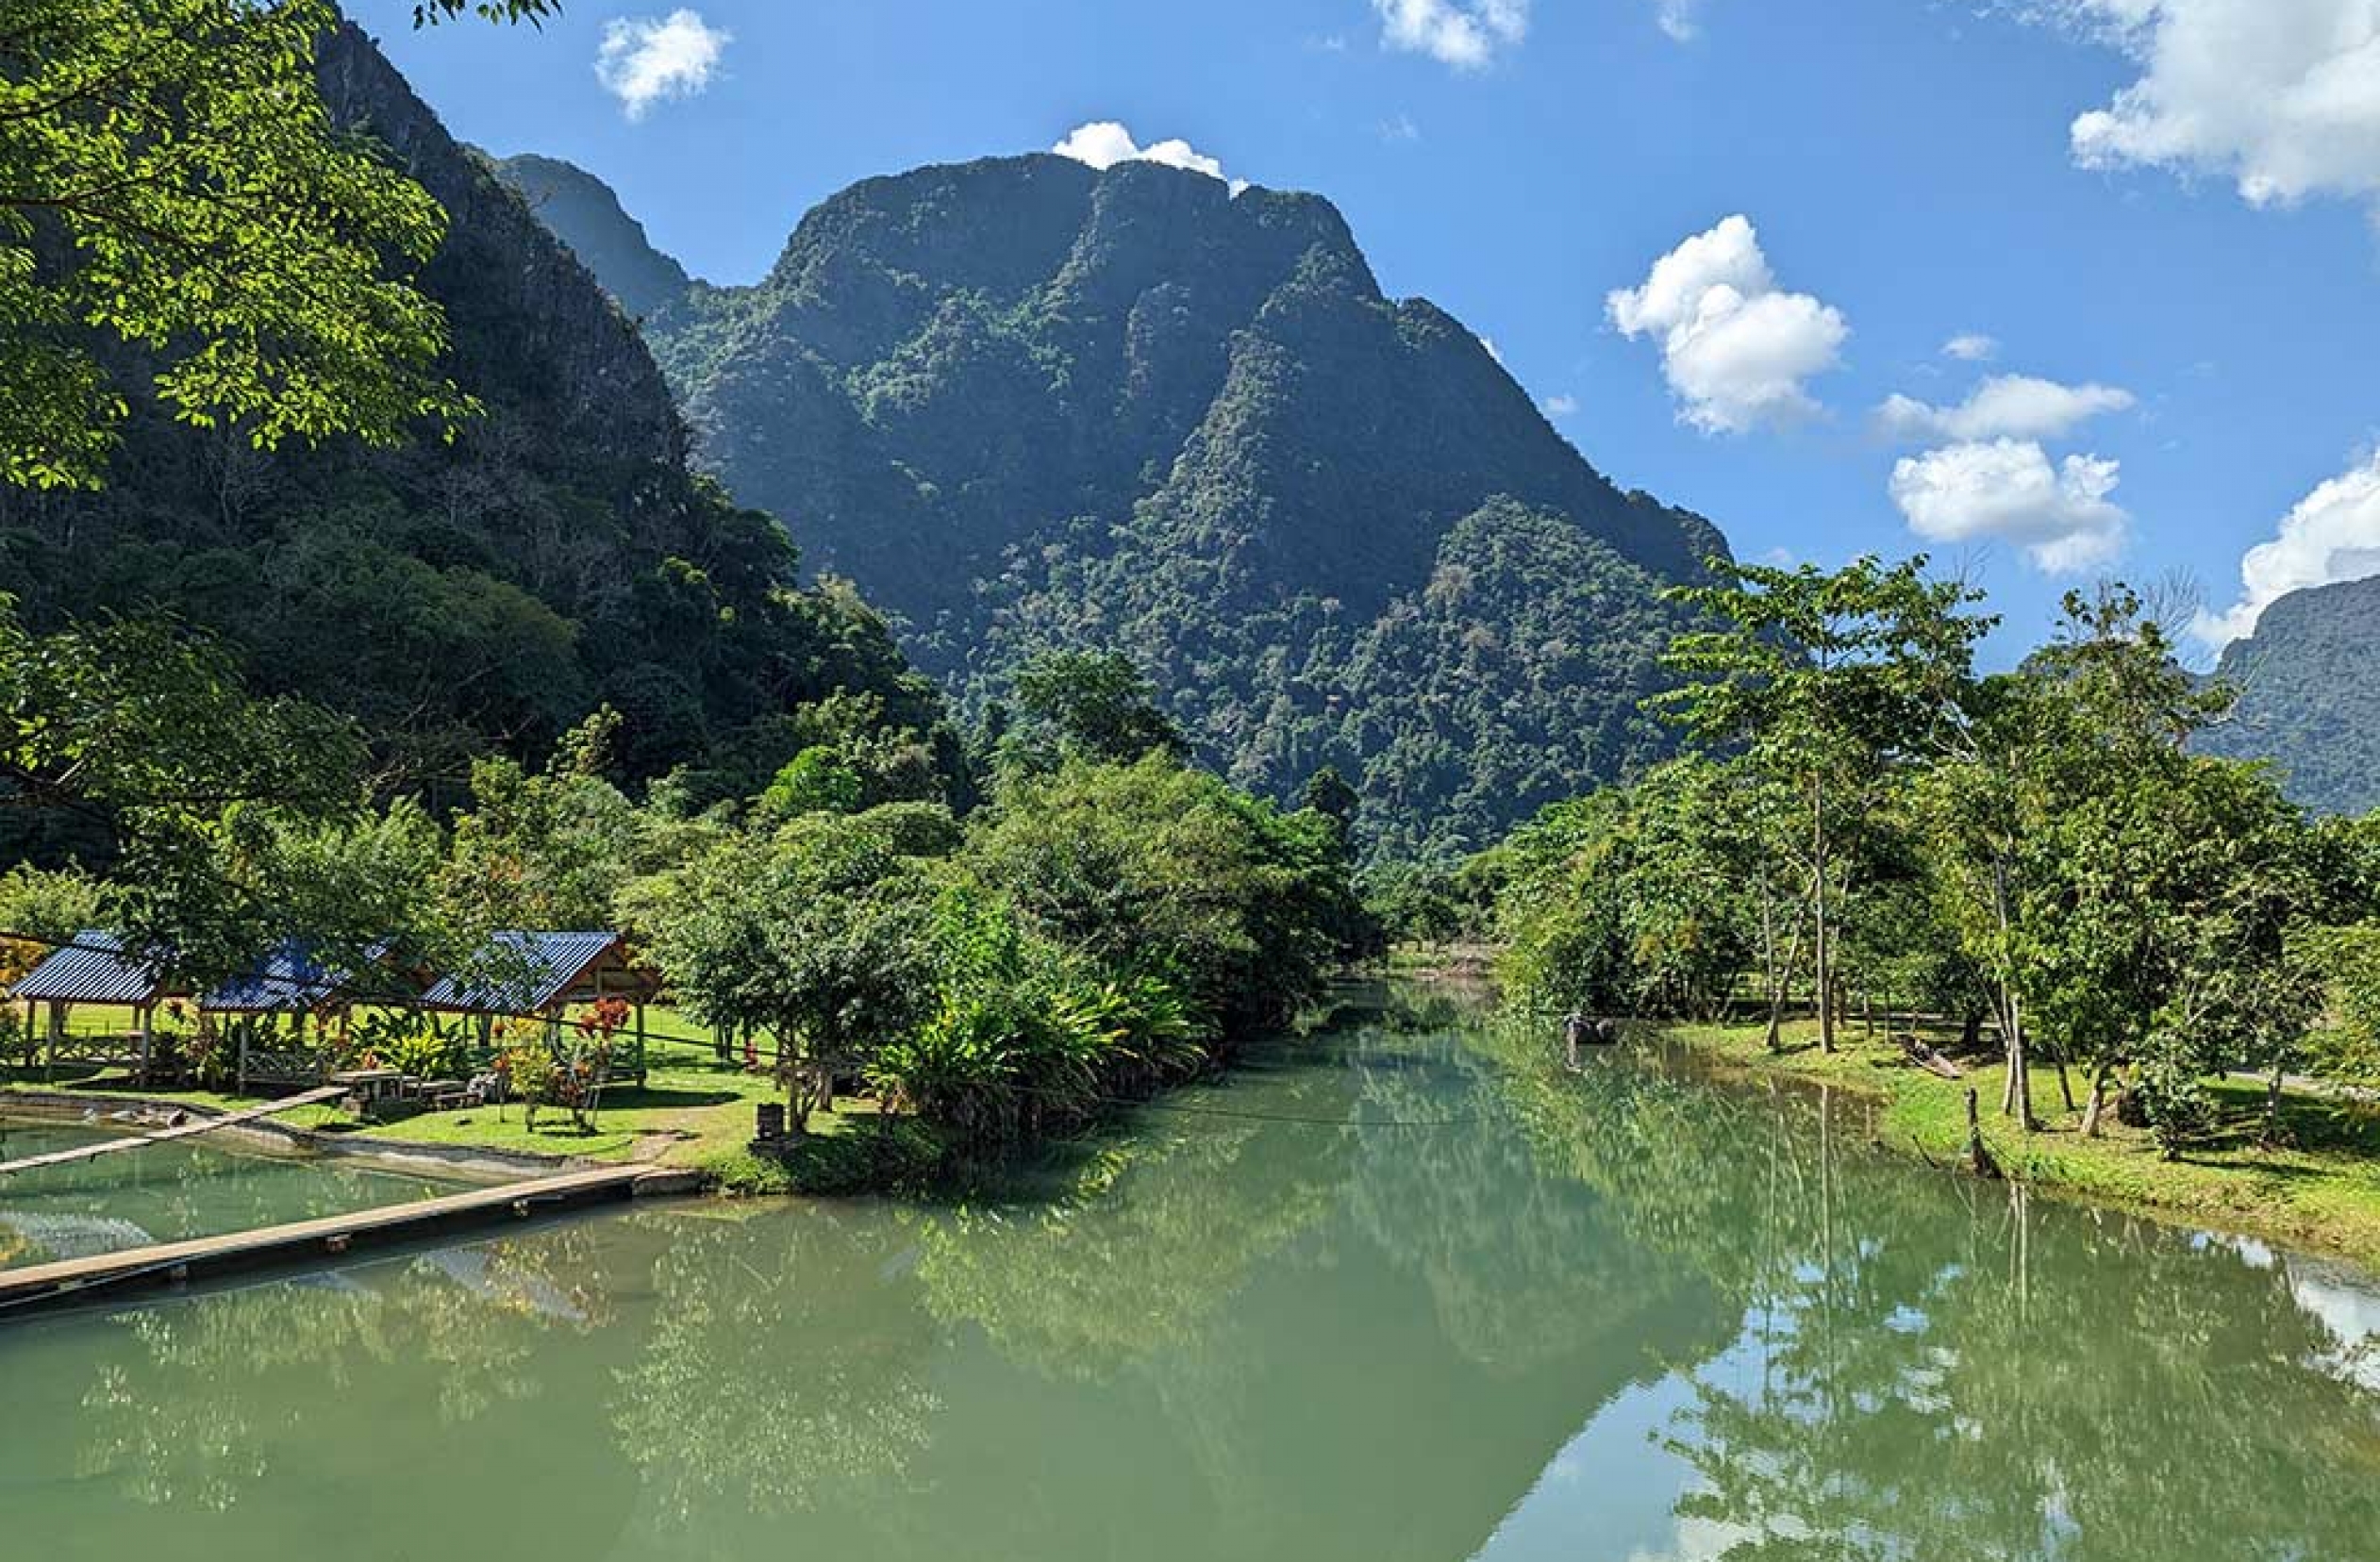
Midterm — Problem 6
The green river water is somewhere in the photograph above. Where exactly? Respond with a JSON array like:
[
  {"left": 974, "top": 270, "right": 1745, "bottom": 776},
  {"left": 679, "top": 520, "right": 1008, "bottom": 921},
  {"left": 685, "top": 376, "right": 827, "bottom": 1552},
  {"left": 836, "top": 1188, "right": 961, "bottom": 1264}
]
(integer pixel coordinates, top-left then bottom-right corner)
[{"left": 3, "top": 986, "right": 2378, "bottom": 1560}]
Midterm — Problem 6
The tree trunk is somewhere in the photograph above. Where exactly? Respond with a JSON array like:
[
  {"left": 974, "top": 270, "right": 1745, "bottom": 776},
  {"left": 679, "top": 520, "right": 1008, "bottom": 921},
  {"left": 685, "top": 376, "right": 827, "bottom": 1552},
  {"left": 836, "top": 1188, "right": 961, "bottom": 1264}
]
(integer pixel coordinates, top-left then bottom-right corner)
[
  {"left": 2079, "top": 1060, "right": 2115, "bottom": 1138},
  {"left": 1758, "top": 876, "right": 1784, "bottom": 1052},
  {"left": 1966, "top": 1088, "right": 2003, "bottom": 1179},
  {"left": 2260, "top": 1063, "right": 2288, "bottom": 1148},
  {"left": 1998, "top": 989, "right": 2039, "bottom": 1130},
  {"left": 1812, "top": 777, "right": 1836, "bottom": 1055}
]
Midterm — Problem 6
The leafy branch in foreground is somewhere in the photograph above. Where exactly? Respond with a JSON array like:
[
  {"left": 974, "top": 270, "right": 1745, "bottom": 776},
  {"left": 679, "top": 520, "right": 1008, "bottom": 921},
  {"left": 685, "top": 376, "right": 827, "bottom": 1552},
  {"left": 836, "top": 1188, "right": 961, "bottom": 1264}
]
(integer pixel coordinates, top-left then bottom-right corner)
[{"left": 1, "top": 0, "right": 485, "bottom": 490}]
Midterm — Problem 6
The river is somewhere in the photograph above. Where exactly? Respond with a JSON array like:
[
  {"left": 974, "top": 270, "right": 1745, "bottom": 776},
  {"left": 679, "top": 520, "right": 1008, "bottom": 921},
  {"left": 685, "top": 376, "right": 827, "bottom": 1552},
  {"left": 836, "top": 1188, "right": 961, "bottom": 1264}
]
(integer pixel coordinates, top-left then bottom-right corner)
[{"left": 2, "top": 984, "right": 2376, "bottom": 1560}]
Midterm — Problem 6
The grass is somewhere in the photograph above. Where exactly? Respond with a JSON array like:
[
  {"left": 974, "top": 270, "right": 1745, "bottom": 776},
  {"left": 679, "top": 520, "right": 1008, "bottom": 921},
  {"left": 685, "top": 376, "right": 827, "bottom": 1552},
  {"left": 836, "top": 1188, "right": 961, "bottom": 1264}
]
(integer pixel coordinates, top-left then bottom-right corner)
[
  {"left": 1, "top": 1012, "right": 930, "bottom": 1193},
  {"left": 1663, "top": 1018, "right": 2380, "bottom": 1271}
]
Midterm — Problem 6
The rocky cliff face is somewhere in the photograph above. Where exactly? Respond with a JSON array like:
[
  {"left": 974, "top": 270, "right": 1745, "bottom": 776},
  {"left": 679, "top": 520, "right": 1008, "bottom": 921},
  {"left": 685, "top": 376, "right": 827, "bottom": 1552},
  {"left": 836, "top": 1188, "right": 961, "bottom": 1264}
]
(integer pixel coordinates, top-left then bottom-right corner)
[
  {"left": 490, "top": 152, "right": 694, "bottom": 322},
  {"left": 2202, "top": 573, "right": 2380, "bottom": 818},
  {"left": 0, "top": 25, "right": 949, "bottom": 795},
  {"left": 514, "top": 152, "right": 1729, "bottom": 853},
  {"left": 316, "top": 33, "right": 684, "bottom": 467}
]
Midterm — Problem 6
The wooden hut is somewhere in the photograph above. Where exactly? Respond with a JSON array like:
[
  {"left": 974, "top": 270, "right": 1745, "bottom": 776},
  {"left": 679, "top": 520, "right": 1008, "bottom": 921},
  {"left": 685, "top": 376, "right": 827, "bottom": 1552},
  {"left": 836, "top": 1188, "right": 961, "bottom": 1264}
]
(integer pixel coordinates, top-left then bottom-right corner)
[
  {"left": 201, "top": 941, "right": 359, "bottom": 1090},
  {"left": 416, "top": 931, "right": 658, "bottom": 1083},
  {"left": 10, "top": 932, "right": 181, "bottom": 1082}
]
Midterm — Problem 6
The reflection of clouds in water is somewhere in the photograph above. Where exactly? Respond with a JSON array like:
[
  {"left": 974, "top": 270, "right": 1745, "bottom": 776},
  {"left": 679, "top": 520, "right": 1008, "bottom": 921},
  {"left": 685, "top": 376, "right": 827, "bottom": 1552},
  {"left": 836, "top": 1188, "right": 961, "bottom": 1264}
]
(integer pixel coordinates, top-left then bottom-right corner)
[
  {"left": 2212, "top": 1234, "right": 2380, "bottom": 1391},
  {"left": 0, "top": 1209, "right": 153, "bottom": 1260},
  {"left": 1626, "top": 1513, "right": 1768, "bottom": 1562},
  {"left": 1472, "top": 1371, "right": 1717, "bottom": 1561},
  {"left": 2287, "top": 1266, "right": 2380, "bottom": 1392},
  {"left": 421, "top": 1245, "right": 589, "bottom": 1325}
]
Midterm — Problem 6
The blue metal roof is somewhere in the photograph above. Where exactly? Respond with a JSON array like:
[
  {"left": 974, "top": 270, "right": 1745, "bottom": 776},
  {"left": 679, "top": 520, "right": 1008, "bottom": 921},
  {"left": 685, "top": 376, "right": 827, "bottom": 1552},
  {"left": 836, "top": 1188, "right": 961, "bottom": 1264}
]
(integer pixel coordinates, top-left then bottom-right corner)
[
  {"left": 200, "top": 941, "right": 351, "bottom": 1013},
  {"left": 416, "top": 931, "right": 625, "bottom": 1014},
  {"left": 9, "top": 932, "right": 170, "bottom": 1005}
]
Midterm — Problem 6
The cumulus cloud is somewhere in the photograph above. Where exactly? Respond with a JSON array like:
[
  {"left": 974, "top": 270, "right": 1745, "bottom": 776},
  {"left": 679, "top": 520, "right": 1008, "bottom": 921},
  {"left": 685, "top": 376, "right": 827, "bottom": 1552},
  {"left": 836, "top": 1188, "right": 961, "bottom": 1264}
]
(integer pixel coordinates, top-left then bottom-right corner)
[
  {"left": 1889, "top": 439, "right": 2130, "bottom": 573},
  {"left": 2044, "top": 1, "right": 2380, "bottom": 211},
  {"left": 1942, "top": 332, "right": 2000, "bottom": 362},
  {"left": 1052, "top": 122, "right": 1240, "bottom": 190},
  {"left": 1606, "top": 214, "right": 1849, "bottom": 435},
  {"left": 1542, "top": 392, "right": 1580, "bottom": 416},
  {"left": 1373, "top": 0, "right": 1529, "bottom": 70},
  {"left": 594, "top": 9, "right": 728, "bottom": 121},
  {"left": 1656, "top": 0, "right": 1705, "bottom": 41},
  {"left": 2193, "top": 450, "right": 2380, "bottom": 645},
  {"left": 1876, "top": 373, "right": 2136, "bottom": 443}
]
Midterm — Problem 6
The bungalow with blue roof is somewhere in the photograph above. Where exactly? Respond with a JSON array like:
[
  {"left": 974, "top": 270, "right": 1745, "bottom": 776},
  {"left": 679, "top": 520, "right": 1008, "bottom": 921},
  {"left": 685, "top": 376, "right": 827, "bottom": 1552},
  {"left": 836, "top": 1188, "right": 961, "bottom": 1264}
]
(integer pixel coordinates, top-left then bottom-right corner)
[{"left": 10, "top": 932, "right": 181, "bottom": 1081}]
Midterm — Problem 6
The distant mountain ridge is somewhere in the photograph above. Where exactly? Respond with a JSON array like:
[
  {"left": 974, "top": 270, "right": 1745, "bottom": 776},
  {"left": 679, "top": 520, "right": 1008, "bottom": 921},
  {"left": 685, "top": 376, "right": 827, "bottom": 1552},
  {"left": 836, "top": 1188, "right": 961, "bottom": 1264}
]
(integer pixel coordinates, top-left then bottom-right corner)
[
  {"left": 2201, "top": 573, "right": 2380, "bottom": 819},
  {"left": 489, "top": 152, "right": 694, "bottom": 321},
  {"left": 496, "top": 152, "right": 1729, "bottom": 854}
]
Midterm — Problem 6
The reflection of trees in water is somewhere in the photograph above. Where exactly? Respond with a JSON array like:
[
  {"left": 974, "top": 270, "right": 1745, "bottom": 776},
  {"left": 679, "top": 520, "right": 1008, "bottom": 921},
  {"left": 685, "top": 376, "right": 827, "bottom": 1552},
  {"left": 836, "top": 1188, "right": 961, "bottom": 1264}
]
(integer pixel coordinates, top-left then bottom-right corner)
[
  {"left": 74, "top": 1229, "right": 606, "bottom": 1512},
  {"left": 1475, "top": 1022, "right": 2380, "bottom": 1559},
  {"left": 908, "top": 1065, "right": 1353, "bottom": 1383},
  {"left": 608, "top": 1206, "right": 941, "bottom": 1524},
  {"left": 1342, "top": 1028, "right": 1729, "bottom": 1377}
]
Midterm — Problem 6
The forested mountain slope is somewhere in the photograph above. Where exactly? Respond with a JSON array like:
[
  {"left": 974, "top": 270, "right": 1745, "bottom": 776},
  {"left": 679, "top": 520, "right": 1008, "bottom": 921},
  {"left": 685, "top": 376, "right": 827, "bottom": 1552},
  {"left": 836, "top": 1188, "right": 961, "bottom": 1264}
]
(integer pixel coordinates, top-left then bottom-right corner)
[
  {"left": 508, "top": 153, "right": 1729, "bottom": 855},
  {"left": 2202, "top": 574, "right": 2380, "bottom": 818},
  {"left": 1, "top": 25, "right": 951, "bottom": 802}
]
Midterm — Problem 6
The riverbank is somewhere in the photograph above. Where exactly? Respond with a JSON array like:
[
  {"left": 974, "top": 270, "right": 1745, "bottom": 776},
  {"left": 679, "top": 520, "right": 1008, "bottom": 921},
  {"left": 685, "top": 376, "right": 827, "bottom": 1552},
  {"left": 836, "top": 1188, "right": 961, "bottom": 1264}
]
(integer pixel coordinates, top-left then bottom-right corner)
[
  {"left": 1658, "top": 1019, "right": 2380, "bottom": 1271},
  {"left": 1, "top": 1052, "right": 940, "bottom": 1198}
]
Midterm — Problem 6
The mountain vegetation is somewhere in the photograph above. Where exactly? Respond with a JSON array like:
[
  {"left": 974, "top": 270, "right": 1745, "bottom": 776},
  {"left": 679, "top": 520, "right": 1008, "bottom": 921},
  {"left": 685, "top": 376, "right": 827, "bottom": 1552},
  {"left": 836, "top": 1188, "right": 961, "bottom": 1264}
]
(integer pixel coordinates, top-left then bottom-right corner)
[
  {"left": 503, "top": 153, "right": 1728, "bottom": 856},
  {"left": 2199, "top": 573, "right": 2380, "bottom": 819},
  {"left": 2, "top": 22, "right": 954, "bottom": 806}
]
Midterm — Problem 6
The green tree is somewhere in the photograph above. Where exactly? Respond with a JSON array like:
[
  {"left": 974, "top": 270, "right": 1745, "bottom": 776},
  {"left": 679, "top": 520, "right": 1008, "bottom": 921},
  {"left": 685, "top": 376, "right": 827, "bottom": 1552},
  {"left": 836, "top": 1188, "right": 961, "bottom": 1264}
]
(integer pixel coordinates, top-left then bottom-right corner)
[
  {"left": 0, "top": 596, "right": 366, "bottom": 976},
  {"left": 1300, "top": 765, "right": 1361, "bottom": 858},
  {"left": 960, "top": 755, "right": 1352, "bottom": 1038},
  {"left": 438, "top": 710, "right": 649, "bottom": 937},
  {"left": 2010, "top": 588, "right": 2313, "bottom": 1141},
  {"left": 757, "top": 746, "right": 865, "bottom": 820},
  {"left": 1652, "top": 556, "right": 1989, "bottom": 1052},
  {"left": 639, "top": 812, "right": 939, "bottom": 1127},
  {"left": 1007, "top": 650, "right": 1188, "bottom": 768},
  {"left": 2, "top": 0, "right": 561, "bottom": 490}
]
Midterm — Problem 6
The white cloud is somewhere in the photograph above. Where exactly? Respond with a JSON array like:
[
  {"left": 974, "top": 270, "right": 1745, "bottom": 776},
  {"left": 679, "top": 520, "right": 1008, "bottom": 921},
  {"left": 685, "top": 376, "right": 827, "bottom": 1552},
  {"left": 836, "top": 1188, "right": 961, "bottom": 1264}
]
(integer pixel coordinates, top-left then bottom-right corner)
[
  {"left": 1942, "top": 332, "right": 2000, "bottom": 362},
  {"left": 1379, "top": 111, "right": 1423, "bottom": 143},
  {"left": 1876, "top": 373, "right": 2136, "bottom": 442},
  {"left": 1479, "top": 335, "right": 1505, "bottom": 364},
  {"left": 594, "top": 9, "right": 729, "bottom": 122},
  {"left": 1051, "top": 122, "right": 1240, "bottom": 191},
  {"left": 1889, "top": 438, "right": 2130, "bottom": 573},
  {"left": 1606, "top": 214, "right": 1849, "bottom": 435},
  {"left": 1656, "top": 0, "right": 1704, "bottom": 41},
  {"left": 2193, "top": 449, "right": 2380, "bottom": 644},
  {"left": 1542, "top": 392, "right": 1580, "bottom": 416},
  {"left": 2043, "top": 1, "right": 2380, "bottom": 211},
  {"left": 1373, "top": 0, "right": 1529, "bottom": 70}
]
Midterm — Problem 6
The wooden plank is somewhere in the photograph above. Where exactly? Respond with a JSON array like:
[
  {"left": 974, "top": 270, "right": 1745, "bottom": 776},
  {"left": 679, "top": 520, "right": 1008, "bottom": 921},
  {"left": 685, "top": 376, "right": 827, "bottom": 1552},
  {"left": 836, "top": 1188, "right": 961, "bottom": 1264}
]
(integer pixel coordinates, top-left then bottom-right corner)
[
  {"left": 0, "top": 1085, "right": 348, "bottom": 1177},
  {"left": 0, "top": 1163, "right": 652, "bottom": 1314}
]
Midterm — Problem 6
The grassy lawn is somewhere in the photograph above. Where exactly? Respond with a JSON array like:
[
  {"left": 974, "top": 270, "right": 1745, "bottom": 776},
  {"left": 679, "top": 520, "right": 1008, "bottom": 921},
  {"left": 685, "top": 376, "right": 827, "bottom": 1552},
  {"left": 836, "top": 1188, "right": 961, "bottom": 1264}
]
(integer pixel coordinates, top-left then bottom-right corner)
[
  {"left": 1664, "top": 1019, "right": 2380, "bottom": 1271},
  {"left": 1, "top": 1014, "right": 898, "bottom": 1188}
]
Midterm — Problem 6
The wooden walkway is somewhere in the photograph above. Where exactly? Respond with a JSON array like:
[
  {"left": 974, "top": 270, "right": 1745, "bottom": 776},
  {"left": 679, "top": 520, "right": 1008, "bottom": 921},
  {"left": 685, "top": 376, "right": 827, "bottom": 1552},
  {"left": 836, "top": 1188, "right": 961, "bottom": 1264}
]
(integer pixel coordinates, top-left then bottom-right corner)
[
  {"left": 0, "top": 1087, "right": 349, "bottom": 1177},
  {"left": 0, "top": 1162, "right": 666, "bottom": 1317}
]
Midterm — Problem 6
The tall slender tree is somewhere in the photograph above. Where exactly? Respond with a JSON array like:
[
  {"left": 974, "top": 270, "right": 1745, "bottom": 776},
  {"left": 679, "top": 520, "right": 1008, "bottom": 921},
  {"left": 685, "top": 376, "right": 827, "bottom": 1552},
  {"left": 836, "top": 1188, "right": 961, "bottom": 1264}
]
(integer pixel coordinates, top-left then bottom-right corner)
[{"left": 1652, "top": 556, "right": 1990, "bottom": 1052}]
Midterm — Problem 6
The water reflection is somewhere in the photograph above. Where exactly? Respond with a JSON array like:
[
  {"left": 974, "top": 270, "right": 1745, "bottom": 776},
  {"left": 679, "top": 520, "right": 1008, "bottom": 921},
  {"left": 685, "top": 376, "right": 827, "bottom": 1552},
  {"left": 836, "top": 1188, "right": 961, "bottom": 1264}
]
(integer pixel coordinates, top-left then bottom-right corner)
[{"left": 3, "top": 991, "right": 2378, "bottom": 1562}]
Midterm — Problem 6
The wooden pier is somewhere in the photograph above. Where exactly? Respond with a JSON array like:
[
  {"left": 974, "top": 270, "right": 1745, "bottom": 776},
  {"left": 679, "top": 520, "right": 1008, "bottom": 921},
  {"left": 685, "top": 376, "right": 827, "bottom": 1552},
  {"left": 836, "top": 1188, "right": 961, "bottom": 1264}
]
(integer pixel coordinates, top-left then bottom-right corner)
[
  {"left": 0, "top": 1162, "right": 680, "bottom": 1318},
  {"left": 0, "top": 1086, "right": 349, "bottom": 1178}
]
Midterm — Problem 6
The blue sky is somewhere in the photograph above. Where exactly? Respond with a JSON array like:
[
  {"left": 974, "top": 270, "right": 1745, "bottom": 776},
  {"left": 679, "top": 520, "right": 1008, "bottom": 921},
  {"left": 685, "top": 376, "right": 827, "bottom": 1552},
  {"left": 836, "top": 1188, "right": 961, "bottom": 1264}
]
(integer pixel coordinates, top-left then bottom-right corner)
[{"left": 380, "top": 1, "right": 2380, "bottom": 667}]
